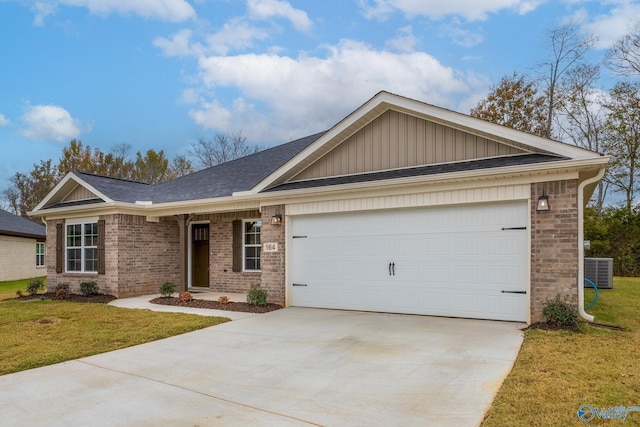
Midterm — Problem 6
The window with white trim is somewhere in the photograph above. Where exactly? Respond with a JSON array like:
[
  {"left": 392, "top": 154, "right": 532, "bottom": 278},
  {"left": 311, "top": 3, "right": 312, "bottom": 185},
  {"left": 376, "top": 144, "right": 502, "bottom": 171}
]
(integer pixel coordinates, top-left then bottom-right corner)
[
  {"left": 243, "top": 220, "right": 261, "bottom": 271},
  {"left": 36, "top": 242, "right": 45, "bottom": 267},
  {"left": 66, "top": 222, "right": 98, "bottom": 272}
]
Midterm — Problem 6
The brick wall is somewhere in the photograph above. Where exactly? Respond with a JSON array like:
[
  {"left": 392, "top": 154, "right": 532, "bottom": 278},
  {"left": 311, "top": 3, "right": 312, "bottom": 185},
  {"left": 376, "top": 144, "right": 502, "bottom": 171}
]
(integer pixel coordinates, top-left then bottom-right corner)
[
  {"left": 530, "top": 179, "right": 579, "bottom": 322},
  {"left": 260, "top": 205, "right": 286, "bottom": 305},
  {"left": 46, "top": 215, "right": 180, "bottom": 297},
  {"left": 208, "top": 210, "right": 263, "bottom": 295}
]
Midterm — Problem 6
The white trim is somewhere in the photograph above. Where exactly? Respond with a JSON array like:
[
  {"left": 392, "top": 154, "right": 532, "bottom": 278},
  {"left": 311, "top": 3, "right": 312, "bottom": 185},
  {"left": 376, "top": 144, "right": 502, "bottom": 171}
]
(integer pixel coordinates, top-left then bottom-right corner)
[
  {"left": 64, "top": 220, "right": 98, "bottom": 274},
  {"left": 36, "top": 241, "right": 46, "bottom": 267},
  {"left": 242, "top": 219, "right": 262, "bottom": 272},
  {"left": 31, "top": 172, "right": 115, "bottom": 213},
  {"left": 187, "top": 220, "right": 210, "bottom": 287}
]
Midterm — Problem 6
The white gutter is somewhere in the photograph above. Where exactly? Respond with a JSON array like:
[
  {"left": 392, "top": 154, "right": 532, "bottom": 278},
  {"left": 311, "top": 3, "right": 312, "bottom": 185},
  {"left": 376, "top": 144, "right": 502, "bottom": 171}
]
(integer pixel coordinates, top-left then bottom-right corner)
[{"left": 577, "top": 167, "right": 606, "bottom": 322}]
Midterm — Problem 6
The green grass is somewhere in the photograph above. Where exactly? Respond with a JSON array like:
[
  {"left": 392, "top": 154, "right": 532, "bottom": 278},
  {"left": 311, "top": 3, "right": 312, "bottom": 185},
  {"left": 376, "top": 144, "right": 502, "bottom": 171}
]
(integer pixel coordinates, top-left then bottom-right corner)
[
  {"left": 0, "top": 298, "right": 229, "bottom": 376},
  {"left": 0, "top": 277, "right": 46, "bottom": 301},
  {"left": 482, "top": 277, "right": 640, "bottom": 426}
]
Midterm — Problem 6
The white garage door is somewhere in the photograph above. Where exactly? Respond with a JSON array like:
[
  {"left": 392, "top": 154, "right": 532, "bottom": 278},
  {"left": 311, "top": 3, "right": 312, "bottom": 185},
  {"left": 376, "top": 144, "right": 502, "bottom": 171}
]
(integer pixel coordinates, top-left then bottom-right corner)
[{"left": 289, "top": 201, "right": 528, "bottom": 321}]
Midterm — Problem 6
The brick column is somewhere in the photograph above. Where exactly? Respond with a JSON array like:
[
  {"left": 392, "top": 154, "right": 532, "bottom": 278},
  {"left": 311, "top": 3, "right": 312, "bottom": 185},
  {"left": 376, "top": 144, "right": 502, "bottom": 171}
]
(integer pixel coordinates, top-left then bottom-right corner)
[
  {"left": 530, "top": 180, "right": 579, "bottom": 322},
  {"left": 260, "top": 205, "right": 286, "bottom": 305}
]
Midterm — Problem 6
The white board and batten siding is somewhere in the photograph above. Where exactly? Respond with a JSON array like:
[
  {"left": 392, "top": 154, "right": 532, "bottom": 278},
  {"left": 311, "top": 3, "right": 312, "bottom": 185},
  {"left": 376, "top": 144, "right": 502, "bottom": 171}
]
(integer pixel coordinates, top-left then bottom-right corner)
[{"left": 288, "top": 201, "right": 529, "bottom": 322}]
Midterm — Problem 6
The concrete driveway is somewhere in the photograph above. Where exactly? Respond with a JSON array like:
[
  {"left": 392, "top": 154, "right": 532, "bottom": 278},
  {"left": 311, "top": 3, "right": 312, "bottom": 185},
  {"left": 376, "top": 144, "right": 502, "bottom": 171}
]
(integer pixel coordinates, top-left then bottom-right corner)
[{"left": 0, "top": 308, "right": 523, "bottom": 426}]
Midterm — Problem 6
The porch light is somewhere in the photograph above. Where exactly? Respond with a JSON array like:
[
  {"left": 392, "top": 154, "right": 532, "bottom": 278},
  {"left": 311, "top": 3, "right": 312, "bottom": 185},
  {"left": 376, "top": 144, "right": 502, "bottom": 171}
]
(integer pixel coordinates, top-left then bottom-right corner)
[
  {"left": 270, "top": 214, "right": 283, "bottom": 225},
  {"left": 536, "top": 195, "right": 550, "bottom": 211}
]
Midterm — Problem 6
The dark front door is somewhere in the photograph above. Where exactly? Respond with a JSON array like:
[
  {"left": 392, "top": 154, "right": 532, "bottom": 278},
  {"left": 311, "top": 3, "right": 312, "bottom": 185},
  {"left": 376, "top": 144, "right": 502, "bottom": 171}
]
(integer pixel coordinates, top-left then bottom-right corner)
[{"left": 192, "top": 224, "right": 210, "bottom": 288}]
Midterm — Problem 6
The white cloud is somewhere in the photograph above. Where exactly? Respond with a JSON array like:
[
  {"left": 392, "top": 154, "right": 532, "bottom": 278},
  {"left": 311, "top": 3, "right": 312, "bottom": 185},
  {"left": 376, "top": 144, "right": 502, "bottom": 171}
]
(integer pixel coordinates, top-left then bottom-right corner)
[
  {"left": 20, "top": 104, "right": 90, "bottom": 142},
  {"left": 247, "top": 0, "right": 313, "bottom": 32},
  {"left": 360, "top": 0, "right": 543, "bottom": 22},
  {"left": 580, "top": 3, "right": 640, "bottom": 49},
  {"left": 154, "top": 29, "right": 203, "bottom": 57},
  {"left": 31, "top": 1, "right": 58, "bottom": 26},
  {"left": 189, "top": 40, "right": 477, "bottom": 143},
  {"left": 0, "top": 114, "right": 10, "bottom": 127},
  {"left": 58, "top": 0, "right": 196, "bottom": 22},
  {"left": 439, "top": 18, "right": 484, "bottom": 47},
  {"left": 206, "top": 18, "right": 270, "bottom": 55},
  {"left": 386, "top": 26, "right": 418, "bottom": 52}
]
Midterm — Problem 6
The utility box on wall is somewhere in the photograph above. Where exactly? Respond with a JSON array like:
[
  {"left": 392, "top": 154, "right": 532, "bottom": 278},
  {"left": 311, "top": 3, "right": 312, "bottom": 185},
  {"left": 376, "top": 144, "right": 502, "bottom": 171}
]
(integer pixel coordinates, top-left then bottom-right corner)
[{"left": 584, "top": 258, "right": 613, "bottom": 289}]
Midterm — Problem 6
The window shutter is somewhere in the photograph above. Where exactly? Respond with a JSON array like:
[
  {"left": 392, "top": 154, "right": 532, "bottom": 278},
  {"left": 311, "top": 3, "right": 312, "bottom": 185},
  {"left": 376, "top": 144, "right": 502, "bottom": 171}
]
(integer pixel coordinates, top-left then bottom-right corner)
[
  {"left": 232, "top": 220, "right": 242, "bottom": 272},
  {"left": 56, "top": 223, "right": 64, "bottom": 273},
  {"left": 97, "top": 220, "right": 105, "bottom": 274}
]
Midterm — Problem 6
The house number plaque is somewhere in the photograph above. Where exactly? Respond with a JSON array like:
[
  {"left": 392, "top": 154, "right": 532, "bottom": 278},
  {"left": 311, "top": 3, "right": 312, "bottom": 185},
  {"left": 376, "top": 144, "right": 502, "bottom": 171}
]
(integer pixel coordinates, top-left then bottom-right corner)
[{"left": 263, "top": 242, "right": 278, "bottom": 252}]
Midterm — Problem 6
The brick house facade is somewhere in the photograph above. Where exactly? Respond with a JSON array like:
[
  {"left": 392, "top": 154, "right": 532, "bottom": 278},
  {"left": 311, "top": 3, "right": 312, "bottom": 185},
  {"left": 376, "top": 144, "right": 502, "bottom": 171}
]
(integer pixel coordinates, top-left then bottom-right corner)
[{"left": 32, "top": 92, "right": 608, "bottom": 324}]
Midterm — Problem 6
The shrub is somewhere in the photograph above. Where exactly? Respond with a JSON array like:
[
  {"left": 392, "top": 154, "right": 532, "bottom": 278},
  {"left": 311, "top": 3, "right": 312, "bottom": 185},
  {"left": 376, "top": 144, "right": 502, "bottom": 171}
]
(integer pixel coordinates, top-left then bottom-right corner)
[
  {"left": 79, "top": 281, "right": 99, "bottom": 297},
  {"left": 26, "top": 278, "right": 45, "bottom": 296},
  {"left": 16, "top": 290, "right": 23, "bottom": 298},
  {"left": 246, "top": 284, "right": 268, "bottom": 306},
  {"left": 542, "top": 296, "right": 579, "bottom": 329},
  {"left": 159, "top": 282, "right": 176, "bottom": 297},
  {"left": 218, "top": 296, "right": 229, "bottom": 304},
  {"left": 55, "top": 288, "right": 69, "bottom": 300},
  {"left": 55, "top": 283, "right": 70, "bottom": 292},
  {"left": 180, "top": 291, "right": 193, "bottom": 302}
]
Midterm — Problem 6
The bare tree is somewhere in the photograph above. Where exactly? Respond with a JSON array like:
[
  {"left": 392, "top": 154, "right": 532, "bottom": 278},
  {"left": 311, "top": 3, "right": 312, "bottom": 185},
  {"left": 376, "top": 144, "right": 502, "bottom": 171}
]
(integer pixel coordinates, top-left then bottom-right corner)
[
  {"left": 538, "top": 22, "right": 597, "bottom": 138},
  {"left": 555, "top": 64, "right": 608, "bottom": 210},
  {"left": 168, "top": 154, "right": 194, "bottom": 178},
  {"left": 188, "top": 131, "right": 261, "bottom": 169},
  {"left": 606, "top": 20, "right": 640, "bottom": 77}
]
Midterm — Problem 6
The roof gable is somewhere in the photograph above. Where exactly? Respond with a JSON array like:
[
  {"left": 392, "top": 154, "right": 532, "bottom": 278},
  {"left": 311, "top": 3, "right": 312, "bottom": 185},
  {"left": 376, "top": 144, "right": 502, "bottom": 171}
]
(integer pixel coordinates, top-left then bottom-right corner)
[
  {"left": 290, "top": 109, "right": 526, "bottom": 182},
  {"left": 253, "top": 91, "right": 605, "bottom": 193}
]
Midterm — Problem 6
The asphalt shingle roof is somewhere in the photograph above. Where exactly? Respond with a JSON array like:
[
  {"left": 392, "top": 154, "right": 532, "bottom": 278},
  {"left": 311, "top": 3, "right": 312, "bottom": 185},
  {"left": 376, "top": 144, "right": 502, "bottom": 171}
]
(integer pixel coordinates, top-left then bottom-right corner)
[
  {"left": 0, "top": 209, "right": 46, "bottom": 239},
  {"left": 264, "top": 154, "right": 568, "bottom": 192}
]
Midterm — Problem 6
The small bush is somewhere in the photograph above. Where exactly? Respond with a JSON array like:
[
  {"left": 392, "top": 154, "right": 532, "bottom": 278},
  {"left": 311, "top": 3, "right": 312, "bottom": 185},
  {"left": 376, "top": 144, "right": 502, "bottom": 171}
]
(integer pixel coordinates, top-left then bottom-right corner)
[
  {"left": 246, "top": 284, "right": 268, "bottom": 306},
  {"left": 180, "top": 291, "right": 193, "bottom": 302},
  {"left": 16, "top": 290, "right": 23, "bottom": 298},
  {"left": 26, "top": 278, "right": 45, "bottom": 296},
  {"left": 542, "top": 296, "right": 579, "bottom": 329},
  {"left": 55, "top": 288, "right": 69, "bottom": 300},
  {"left": 55, "top": 283, "right": 70, "bottom": 292},
  {"left": 159, "top": 282, "right": 176, "bottom": 297},
  {"left": 218, "top": 296, "right": 229, "bottom": 304},
  {"left": 79, "top": 281, "right": 99, "bottom": 297}
]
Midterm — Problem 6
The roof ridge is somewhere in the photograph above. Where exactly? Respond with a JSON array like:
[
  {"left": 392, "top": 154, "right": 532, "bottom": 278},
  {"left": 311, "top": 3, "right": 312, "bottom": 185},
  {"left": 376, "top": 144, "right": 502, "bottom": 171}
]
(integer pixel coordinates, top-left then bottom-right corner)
[{"left": 74, "top": 171, "right": 151, "bottom": 185}]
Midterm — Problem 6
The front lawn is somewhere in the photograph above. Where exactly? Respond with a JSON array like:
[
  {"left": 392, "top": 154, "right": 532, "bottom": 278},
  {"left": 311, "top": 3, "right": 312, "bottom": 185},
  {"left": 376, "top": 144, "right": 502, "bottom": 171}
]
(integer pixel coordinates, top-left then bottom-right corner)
[
  {"left": 0, "top": 277, "right": 46, "bottom": 301},
  {"left": 482, "top": 277, "right": 640, "bottom": 426},
  {"left": 0, "top": 298, "right": 229, "bottom": 375}
]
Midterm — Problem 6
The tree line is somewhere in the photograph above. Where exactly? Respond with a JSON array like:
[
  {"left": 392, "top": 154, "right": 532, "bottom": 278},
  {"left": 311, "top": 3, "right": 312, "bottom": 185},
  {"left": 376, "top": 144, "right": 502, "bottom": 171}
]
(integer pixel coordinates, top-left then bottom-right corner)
[
  {"left": 2, "top": 132, "right": 259, "bottom": 219},
  {"left": 469, "top": 21, "right": 640, "bottom": 275}
]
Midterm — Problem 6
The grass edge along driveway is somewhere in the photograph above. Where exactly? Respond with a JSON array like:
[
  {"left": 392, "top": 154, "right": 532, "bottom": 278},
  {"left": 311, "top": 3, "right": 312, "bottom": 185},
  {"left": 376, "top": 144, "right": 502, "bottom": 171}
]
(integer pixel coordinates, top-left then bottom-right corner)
[
  {"left": 482, "top": 277, "right": 640, "bottom": 427},
  {"left": 0, "top": 278, "right": 228, "bottom": 376}
]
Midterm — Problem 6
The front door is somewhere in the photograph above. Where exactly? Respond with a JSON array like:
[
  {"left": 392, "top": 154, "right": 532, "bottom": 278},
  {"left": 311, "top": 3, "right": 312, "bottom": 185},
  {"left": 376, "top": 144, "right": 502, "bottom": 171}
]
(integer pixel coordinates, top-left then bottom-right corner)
[{"left": 192, "top": 224, "right": 210, "bottom": 288}]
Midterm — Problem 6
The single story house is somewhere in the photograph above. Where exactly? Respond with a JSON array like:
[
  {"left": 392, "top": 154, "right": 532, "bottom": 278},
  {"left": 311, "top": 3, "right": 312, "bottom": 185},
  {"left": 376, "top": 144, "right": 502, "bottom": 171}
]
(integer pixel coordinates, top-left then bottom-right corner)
[
  {"left": 30, "top": 91, "right": 609, "bottom": 323},
  {"left": 0, "top": 209, "right": 46, "bottom": 281}
]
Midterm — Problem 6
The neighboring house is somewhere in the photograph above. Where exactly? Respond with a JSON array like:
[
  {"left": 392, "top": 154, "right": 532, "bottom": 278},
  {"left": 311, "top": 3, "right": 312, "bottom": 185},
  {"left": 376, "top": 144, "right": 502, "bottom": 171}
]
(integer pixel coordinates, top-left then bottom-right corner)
[
  {"left": 0, "top": 209, "right": 46, "bottom": 281},
  {"left": 30, "top": 92, "right": 609, "bottom": 323}
]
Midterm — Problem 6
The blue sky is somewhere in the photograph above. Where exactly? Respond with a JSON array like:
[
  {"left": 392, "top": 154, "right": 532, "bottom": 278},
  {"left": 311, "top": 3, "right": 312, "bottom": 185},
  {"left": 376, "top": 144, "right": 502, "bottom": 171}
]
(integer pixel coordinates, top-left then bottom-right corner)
[{"left": 1, "top": 0, "right": 639, "bottom": 201}]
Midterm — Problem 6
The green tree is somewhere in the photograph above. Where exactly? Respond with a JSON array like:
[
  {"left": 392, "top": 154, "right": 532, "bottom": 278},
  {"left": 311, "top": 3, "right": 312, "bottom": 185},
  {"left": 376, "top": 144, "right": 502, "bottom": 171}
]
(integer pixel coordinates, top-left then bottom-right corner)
[
  {"left": 602, "top": 81, "right": 640, "bottom": 209},
  {"left": 470, "top": 72, "right": 547, "bottom": 137},
  {"left": 132, "top": 149, "right": 170, "bottom": 184},
  {"left": 3, "top": 159, "right": 58, "bottom": 219}
]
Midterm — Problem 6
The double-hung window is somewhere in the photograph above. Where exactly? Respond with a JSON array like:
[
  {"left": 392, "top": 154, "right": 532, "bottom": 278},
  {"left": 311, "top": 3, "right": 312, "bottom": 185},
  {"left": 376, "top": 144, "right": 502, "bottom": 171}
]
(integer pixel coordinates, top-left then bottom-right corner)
[
  {"left": 243, "top": 220, "right": 261, "bottom": 271},
  {"left": 66, "top": 222, "right": 98, "bottom": 272},
  {"left": 36, "top": 242, "right": 45, "bottom": 267}
]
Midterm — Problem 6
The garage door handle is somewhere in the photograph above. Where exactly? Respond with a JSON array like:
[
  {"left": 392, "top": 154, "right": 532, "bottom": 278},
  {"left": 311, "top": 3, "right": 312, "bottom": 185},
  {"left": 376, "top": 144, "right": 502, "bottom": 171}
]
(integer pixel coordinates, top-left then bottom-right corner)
[
  {"left": 501, "top": 227, "right": 527, "bottom": 230},
  {"left": 389, "top": 262, "right": 395, "bottom": 276},
  {"left": 292, "top": 283, "right": 308, "bottom": 287},
  {"left": 501, "top": 290, "right": 526, "bottom": 294}
]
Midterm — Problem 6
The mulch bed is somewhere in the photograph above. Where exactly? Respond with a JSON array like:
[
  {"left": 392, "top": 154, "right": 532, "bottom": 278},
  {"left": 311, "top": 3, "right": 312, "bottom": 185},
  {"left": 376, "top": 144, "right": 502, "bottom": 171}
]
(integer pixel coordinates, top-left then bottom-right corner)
[
  {"left": 18, "top": 293, "right": 117, "bottom": 304},
  {"left": 150, "top": 297, "right": 282, "bottom": 313},
  {"left": 525, "top": 322, "right": 581, "bottom": 332}
]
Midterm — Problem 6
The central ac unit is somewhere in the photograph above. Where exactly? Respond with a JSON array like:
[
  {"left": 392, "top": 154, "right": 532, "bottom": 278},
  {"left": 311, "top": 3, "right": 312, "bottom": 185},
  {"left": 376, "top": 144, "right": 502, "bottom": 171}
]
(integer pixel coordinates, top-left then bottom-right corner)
[{"left": 584, "top": 257, "right": 613, "bottom": 289}]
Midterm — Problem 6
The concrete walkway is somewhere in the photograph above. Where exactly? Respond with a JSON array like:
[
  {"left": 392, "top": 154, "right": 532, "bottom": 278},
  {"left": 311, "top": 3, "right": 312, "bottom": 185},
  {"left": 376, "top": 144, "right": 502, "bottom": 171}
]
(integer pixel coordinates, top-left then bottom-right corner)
[
  {"left": 0, "top": 307, "right": 524, "bottom": 427},
  {"left": 108, "top": 292, "right": 256, "bottom": 320}
]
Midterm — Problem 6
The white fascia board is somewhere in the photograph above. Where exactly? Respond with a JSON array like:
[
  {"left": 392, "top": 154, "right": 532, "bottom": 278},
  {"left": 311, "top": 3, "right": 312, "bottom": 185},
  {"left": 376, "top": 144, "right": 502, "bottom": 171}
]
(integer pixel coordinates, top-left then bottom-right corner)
[{"left": 30, "top": 172, "right": 115, "bottom": 214}]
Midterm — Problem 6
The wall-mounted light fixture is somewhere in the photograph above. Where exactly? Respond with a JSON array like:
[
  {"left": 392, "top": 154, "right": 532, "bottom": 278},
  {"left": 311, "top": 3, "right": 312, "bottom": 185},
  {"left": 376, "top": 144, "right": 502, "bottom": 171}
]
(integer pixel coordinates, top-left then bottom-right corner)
[
  {"left": 536, "top": 195, "right": 550, "bottom": 211},
  {"left": 270, "top": 214, "right": 283, "bottom": 225}
]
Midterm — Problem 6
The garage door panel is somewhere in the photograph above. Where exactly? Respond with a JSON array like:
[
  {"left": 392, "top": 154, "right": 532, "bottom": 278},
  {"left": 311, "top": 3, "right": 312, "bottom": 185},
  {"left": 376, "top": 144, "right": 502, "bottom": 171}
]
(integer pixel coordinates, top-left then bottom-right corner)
[{"left": 290, "top": 202, "right": 528, "bottom": 321}]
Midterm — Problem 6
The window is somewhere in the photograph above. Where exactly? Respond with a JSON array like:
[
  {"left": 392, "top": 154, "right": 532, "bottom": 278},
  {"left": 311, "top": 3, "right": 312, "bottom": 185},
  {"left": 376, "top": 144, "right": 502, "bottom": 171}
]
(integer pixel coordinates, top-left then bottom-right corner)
[
  {"left": 36, "top": 242, "right": 45, "bottom": 267},
  {"left": 66, "top": 222, "right": 98, "bottom": 272},
  {"left": 243, "top": 220, "right": 261, "bottom": 271}
]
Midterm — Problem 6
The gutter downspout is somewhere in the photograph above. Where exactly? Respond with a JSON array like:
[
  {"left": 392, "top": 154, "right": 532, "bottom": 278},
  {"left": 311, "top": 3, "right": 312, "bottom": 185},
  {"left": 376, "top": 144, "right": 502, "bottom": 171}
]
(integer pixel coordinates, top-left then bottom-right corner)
[{"left": 577, "top": 167, "right": 606, "bottom": 322}]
